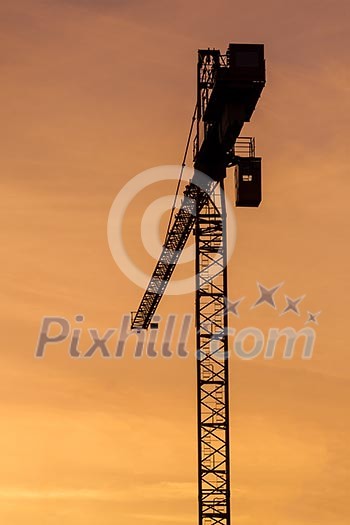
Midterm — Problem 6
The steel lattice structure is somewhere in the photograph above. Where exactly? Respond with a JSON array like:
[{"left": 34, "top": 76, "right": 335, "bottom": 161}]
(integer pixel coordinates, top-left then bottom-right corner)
[
  {"left": 130, "top": 43, "right": 265, "bottom": 524},
  {"left": 131, "top": 177, "right": 213, "bottom": 330},
  {"left": 195, "top": 182, "right": 230, "bottom": 525}
]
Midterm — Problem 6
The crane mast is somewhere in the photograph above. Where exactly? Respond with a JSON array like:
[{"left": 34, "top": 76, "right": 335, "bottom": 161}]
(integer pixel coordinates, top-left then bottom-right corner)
[
  {"left": 131, "top": 43, "right": 266, "bottom": 525},
  {"left": 195, "top": 180, "right": 231, "bottom": 524}
]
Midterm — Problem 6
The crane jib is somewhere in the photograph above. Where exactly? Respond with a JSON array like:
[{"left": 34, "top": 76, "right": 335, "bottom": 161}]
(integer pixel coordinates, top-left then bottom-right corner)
[{"left": 131, "top": 179, "right": 216, "bottom": 330}]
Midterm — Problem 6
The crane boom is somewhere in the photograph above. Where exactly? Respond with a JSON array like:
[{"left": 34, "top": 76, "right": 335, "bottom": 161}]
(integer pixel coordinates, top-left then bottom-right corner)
[{"left": 131, "top": 176, "right": 215, "bottom": 330}]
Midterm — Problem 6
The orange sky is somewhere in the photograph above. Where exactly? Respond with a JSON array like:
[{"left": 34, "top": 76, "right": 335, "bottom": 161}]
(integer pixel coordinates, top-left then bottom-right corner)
[{"left": 1, "top": 0, "right": 350, "bottom": 524}]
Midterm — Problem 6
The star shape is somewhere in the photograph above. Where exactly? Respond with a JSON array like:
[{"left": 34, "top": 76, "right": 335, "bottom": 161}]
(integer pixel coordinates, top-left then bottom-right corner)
[
  {"left": 252, "top": 282, "right": 283, "bottom": 309},
  {"left": 280, "top": 294, "right": 305, "bottom": 316},
  {"left": 305, "top": 311, "right": 321, "bottom": 325},
  {"left": 225, "top": 297, "right": 245, "bottom": 317}
]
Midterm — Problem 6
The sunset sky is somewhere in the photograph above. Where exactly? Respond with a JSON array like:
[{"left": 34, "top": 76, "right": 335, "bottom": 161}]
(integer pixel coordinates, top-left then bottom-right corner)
[{"left": 1, "top": 0, "right": 350, "bottom": 524}]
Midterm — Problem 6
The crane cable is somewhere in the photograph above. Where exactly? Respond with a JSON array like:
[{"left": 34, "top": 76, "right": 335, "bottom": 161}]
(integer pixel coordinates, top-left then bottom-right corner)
[{"left": 164, "top": 103, "right": 198, "bottom": 244}]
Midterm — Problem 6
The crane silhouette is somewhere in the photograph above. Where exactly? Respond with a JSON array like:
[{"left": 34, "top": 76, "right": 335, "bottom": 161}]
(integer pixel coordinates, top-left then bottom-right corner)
[{"left": 131, "top": 43, "right": 266, "bottom": 525}]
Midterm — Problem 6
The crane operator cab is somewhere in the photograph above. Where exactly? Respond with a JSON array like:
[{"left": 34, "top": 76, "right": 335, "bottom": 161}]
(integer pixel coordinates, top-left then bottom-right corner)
[{"left": 235, "top": 156, "right": 262, "bottom": 207}]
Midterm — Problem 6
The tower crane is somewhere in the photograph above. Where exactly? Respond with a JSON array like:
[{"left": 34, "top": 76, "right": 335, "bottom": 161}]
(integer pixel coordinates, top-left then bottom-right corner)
[{"left": 131, "top": 43, "right": 266, "bottom": 525}]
